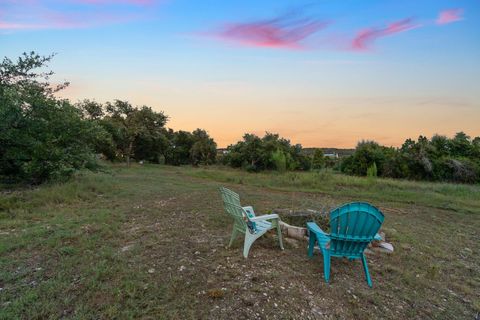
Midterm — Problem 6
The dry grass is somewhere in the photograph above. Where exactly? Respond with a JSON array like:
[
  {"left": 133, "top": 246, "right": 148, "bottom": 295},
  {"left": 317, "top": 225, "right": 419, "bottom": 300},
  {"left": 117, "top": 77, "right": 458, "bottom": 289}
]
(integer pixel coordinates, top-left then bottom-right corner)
[{"left": 0, "top": 164, "right": 479, "bottom": 319}]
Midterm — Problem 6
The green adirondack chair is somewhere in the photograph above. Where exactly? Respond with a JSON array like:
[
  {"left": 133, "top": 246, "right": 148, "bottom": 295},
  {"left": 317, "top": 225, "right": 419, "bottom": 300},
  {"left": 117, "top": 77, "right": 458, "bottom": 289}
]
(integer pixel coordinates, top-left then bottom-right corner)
[
  {"left": 219, "top": 187, "right": 284, "bottom": 258},
  {"left": 307, "top": 202, "right": 384, "bottom": 287}
]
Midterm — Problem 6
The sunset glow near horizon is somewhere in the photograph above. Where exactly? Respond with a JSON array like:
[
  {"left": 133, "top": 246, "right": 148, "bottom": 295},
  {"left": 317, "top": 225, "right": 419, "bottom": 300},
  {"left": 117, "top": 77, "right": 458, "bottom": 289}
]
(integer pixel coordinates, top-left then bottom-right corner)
[{"left": 1, "top": 0, "right": 479, "bottom": 148}]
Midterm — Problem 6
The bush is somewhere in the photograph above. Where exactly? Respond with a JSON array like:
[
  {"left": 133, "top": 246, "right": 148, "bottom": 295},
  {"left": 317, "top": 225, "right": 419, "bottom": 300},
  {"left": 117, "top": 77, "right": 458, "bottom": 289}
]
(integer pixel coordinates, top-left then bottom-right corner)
[
  {"left": 223, "top": 132, "right": 311, "bottom": 172},
  {"left": 367, "top": 162, "right": 378, "bottom": 178},
  {"left": 272, "top": 149, "right": 287, "bottom": 172},
  {"left": 341, "top": 133, "right": 480, "bottom": 184}
]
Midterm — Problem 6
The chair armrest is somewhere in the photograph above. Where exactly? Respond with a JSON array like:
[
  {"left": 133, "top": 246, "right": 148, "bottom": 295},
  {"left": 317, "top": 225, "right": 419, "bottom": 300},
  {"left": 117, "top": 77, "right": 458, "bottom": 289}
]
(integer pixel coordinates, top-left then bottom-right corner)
[
  {"left": 250, "top": 214, "right": 279, "bottom": 222},
  {"left": 306, "top": 222, "right": 329, "bottom": 236},
  {"left": 307, "top": 222, "right": 331, "bottom": 249},
  {"left": 242, "top": 206, "right": 256, "bottom": 218}
]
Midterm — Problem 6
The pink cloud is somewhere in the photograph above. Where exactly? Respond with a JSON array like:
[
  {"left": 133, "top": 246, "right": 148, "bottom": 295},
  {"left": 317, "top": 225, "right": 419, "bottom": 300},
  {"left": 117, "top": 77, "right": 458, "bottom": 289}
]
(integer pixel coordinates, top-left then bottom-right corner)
[
  {"left": 351, "top": 18, "right": 421, "bottom": 51},
  {"left": 0, "top": 22, "right": 45, "bottom": 30},
  {"left": 212, "top": 13, "right": 329, "bottom": 50},
  {"left": 436, "top": 9, "right": 463, "bottom": 25},
  {"left": 0, "top": 12, "right": 137, "bottom": 30},
  {"left": 0, "top": 0, "right": 156, "bottom": 31}
]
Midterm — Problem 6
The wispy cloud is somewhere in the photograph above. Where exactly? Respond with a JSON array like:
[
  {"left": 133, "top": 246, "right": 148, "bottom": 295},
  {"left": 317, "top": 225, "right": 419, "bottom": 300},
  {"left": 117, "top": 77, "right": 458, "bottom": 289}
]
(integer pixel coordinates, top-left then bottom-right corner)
[
  {"left": 350, "top": 18, "right": 421, "bottom": 51},
  {"left": 0, "top": 0, "right": 158, "bottom": 31},
  {"left": 209, "top": 12, "right": 329, "bottom": 50},
  {"left": 436, "top": 8, "right": 463, "bottom": 25}
]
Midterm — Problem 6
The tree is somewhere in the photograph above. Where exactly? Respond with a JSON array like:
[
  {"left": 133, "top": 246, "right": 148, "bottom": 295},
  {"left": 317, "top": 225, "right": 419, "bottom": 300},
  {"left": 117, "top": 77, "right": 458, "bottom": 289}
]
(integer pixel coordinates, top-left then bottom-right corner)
[
  {"left": 77, "top": 99, "right": 104, "bottom": 120},
  {"left": 223, "top": 132, "right": 310, "bottom": 172},
  {"left": 311, "top": 148, "right": 325, "bottom": 169},
  {"left": 190, "top": 129, "right": 217, "bottom": 165},
  {"left": 103, "top": 100, "right": 168, "bottom": 166},
  {"left": 341, "top": 132, "right": 480, "bottom": 184},
  {"left": 0, "top": 52, "right": 105, "bottom": 183},
  {"left": 340, "top": 141, "right": 386, "bottom": 176},
  {"left": 449, "top": 131, "right": 472, "bottom": 158}
]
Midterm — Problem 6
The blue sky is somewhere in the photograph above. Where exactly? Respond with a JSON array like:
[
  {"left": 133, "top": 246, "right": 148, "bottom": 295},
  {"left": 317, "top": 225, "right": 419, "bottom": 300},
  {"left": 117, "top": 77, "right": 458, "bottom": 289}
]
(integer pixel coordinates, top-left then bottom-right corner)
[{"left": 1, "top": 0, "right": 479, "bottom": 147}]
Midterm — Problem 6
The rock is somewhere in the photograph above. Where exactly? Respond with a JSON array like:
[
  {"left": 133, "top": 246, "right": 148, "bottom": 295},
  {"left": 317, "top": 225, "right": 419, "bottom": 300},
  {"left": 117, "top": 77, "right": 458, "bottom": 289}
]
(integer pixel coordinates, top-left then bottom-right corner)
[
  {"left": 373, "top": 242, "right": 394, "bottom": 253},
  {"left": 148, "top": 268, "right": 155, "bottom": 273},
  {"left": 284, "top": 237, "right": 300, "bottom": 248},
  {"left": 279, "top": 221, "right": 307, "bottom": 240},
  {"left": 121, "top": 244, "right": 134, "bottom": 252}
]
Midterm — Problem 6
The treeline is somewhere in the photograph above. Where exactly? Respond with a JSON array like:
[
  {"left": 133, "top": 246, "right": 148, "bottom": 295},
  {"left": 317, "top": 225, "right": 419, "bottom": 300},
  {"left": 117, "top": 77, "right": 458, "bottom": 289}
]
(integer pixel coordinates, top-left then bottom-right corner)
[
  {"left": 221, "top": 132, "right": 327, "bottom": 172},
  {"left": 2, "top": 52, "right": 479, "bottom": 185},
  {"left": 77, "top": 100, "right": 216, "bottom": 166},
  {"left": 341, "top": 134, "right": 480, "bottom": 183},
  {"left": 0, "top": 52, "right": 215, "bottom": 184}
]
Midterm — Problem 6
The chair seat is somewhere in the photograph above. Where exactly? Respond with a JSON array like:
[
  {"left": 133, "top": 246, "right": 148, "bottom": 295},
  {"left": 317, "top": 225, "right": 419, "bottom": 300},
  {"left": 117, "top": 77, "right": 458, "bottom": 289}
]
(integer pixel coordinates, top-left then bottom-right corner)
[{"left": 255, "top": 220, "right": 272, "bottom": 232}]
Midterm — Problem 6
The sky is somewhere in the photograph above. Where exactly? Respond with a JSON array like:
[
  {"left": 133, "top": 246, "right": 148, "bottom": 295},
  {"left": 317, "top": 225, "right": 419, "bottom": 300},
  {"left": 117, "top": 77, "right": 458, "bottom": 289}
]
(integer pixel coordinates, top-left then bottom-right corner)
[{"left": 1, "top": 0, "right": 479, "bottom": 148}]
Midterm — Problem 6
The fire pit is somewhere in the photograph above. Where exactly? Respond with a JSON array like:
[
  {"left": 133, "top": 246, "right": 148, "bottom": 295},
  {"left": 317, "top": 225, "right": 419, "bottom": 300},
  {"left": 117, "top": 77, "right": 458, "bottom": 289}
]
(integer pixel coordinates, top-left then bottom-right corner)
[
  {"left": 272, "top": 208, "right": 329, "bottom": 241},
  {"left": 271, "top": 208, "right": 394, "bottom": 253}
]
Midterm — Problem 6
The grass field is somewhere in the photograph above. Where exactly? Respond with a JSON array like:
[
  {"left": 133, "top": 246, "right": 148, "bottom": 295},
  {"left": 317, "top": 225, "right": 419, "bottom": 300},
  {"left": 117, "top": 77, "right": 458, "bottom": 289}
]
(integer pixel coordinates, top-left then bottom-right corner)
[{"left": 1, "top": 164, "right": 479, "bottom": 319}]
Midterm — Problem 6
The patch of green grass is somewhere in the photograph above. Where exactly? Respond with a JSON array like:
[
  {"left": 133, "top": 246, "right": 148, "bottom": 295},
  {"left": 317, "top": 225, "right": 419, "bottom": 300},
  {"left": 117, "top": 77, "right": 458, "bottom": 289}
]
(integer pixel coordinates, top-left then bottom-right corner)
[
  {"left": 0, "top": 164, "right": 479, "bottom": 319},
  {"left": 183, "top": 166, "right": 480, "bottom": 213}
]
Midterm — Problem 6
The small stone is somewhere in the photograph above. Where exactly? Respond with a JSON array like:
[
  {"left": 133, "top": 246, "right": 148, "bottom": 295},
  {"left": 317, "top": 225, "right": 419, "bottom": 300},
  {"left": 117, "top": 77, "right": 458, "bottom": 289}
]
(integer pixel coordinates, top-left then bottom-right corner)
[
  {"left": 148, "top": 268, "right": 155, "bottom": 274},
  {"left": 372, "top": 242, "right": 394, "bottom": 254},
  {"left": 121, "top": 245, "right": 133, "bottom": 252},
  {"left": 179, "top": 265, "right": 186, "bottom": 271}
]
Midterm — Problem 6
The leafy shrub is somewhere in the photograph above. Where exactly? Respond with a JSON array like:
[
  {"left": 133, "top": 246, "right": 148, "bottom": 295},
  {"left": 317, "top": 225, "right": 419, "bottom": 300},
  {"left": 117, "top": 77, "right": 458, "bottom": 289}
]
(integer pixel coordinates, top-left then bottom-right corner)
[
  {"left": 367, "top": 162, "right": 378, "bottom": 178},
  {"left": 223, "top": 132, "right": 311, "bottom": 172},
  {"left": 341, "top": 133, "right": 480, "bottom": 184},
  {"left": 272, "top": 149, "right": 287, "bottom": 172}
]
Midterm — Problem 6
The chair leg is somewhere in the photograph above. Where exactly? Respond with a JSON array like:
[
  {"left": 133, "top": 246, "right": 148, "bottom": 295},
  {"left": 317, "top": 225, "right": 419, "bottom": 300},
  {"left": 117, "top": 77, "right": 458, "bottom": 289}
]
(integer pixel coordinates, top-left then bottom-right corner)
[
  {"left": 243, "top": 233, "right": 257, "bottom": 258},
  {"left": 323, "top": 250, "right": 331, "bottom": 283},
  {"left": 228, "top": 227, "right": 239, "bottom": 248},
  {"left": 308, "top": 233, "right": 316, "bottom": 257},
  {"left": 361, "top": 254, "right": 373, "bottom": 288},
  {"left": 276, "top": 224, "right": 284, "bottom": 250}
]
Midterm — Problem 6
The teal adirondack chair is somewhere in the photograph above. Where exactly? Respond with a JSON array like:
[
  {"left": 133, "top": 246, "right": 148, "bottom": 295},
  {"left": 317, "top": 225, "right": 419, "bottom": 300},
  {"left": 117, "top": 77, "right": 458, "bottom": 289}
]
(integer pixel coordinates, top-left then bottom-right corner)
[
  {"left": 307, "top": 202, "right": 384, "bottom": 287},
  {"left": 219, "top": 187, "right": 284, "bottom": 258}
]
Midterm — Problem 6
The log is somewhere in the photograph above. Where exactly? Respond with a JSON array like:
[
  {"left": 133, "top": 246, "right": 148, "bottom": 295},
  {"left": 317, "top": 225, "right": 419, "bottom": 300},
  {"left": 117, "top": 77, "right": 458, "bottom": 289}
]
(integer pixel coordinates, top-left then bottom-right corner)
[{"left": 279, "top": 221, "right": 307, "bottom": 241}]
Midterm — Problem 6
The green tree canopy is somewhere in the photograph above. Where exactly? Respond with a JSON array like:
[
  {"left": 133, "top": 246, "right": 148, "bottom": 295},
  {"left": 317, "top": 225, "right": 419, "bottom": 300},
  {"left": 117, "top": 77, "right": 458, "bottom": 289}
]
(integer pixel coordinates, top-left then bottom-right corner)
[{"left": 0, "top": 52, "right": 106, "bottom": 183}]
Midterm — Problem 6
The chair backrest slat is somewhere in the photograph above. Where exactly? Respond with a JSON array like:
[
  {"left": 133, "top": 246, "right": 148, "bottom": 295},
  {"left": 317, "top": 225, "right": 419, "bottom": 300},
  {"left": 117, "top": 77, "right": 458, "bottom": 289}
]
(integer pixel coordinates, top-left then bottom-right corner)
[
  {"left": 219, "top": 187, "right": 248, "bottom": 232},
  {"left": 329, "top": 202, "right": 384, "bottom": 257}
]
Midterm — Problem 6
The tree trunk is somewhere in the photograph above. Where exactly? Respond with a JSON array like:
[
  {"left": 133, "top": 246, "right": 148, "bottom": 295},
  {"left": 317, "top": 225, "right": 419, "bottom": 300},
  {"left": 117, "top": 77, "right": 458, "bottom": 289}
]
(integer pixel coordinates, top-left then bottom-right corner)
[{"left": 126, "top": 141, "right": 133, "bottom": 167}]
